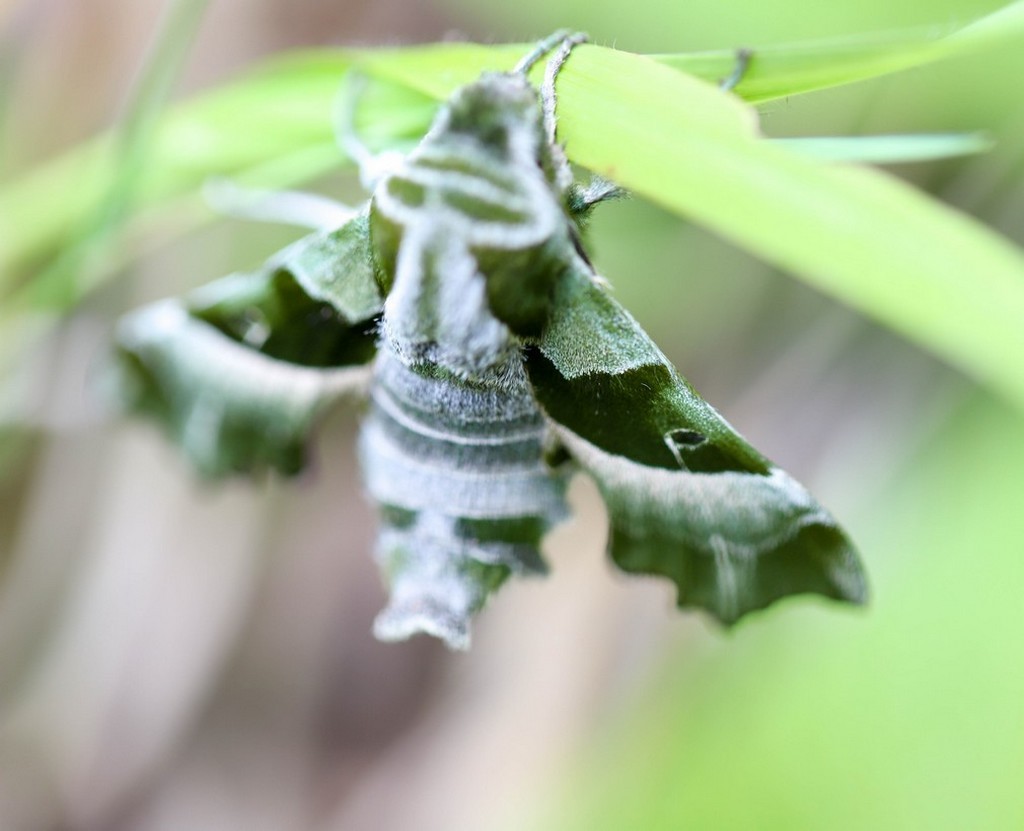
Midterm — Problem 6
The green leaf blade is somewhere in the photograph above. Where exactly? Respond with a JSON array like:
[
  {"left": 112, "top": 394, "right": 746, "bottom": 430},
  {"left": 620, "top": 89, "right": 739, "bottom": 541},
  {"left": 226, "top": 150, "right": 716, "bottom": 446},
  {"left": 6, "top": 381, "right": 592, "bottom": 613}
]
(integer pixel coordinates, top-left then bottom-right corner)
[
  {"left": 8, "top": 10, "right": 1024, "bottom": 413},
  {"left": 551, "top": 46, "right": 1024, "bottom": 411},
  {"left": 655, "top": 0, "right": 1024, "bottom": 102},
  {"left": 654, "top": 32, "right": 946, "bottom": 103},
  {"left": 774, "top": 133, "right": 993, "bottom": 164}
]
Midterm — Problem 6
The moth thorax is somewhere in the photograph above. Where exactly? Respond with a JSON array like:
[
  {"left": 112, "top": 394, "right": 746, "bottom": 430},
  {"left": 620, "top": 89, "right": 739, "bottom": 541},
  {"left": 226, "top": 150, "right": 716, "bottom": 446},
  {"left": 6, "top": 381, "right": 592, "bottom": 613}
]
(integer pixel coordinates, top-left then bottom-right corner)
[
  {"left": 371, "top": 183, "right": 569, "bottom": 343},
  {"left": 378, "top": 223, "right": 524, "bottom": 385},
  {"left": 360, "top": 347, "right": 569, "bottom": 522},
  {"left": 436, "top": 73, "right": 545, "bottom": 158},
  {"left": 432, "top": 73, "right": 566, "bottom": 206}
]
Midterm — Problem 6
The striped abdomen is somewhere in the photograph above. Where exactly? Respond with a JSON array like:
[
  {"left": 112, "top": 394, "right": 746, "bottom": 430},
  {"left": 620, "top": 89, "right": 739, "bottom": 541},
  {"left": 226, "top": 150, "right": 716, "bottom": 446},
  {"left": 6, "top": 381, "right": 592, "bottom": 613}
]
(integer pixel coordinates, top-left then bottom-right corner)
[{"left": 359, "top": 348, "right": 568, "bottom": 649}]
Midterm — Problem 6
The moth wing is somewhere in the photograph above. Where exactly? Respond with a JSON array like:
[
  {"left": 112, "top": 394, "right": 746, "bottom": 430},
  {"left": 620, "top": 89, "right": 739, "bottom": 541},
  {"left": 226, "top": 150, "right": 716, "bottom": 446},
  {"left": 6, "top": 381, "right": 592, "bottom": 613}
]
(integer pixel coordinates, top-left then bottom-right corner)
[
  {"left": 524, "top": 262, "right": 867, "bottom": 624},
  {"left": 112, "top": 208, "right": 383, "bottom": 477}
]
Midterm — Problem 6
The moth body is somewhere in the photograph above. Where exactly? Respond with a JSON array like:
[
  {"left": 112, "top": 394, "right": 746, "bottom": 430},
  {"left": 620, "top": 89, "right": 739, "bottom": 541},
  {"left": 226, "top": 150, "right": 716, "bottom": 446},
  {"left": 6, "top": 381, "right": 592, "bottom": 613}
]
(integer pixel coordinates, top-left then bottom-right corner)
[
  {"left": 360, "top": 349, "right": 568, "bottom": 648},
  {"left": 360, "top": 74, "right": 577, "bottom": 646},
  {"left": 112, "top": 33, "right": 866, "bottom": 650}
]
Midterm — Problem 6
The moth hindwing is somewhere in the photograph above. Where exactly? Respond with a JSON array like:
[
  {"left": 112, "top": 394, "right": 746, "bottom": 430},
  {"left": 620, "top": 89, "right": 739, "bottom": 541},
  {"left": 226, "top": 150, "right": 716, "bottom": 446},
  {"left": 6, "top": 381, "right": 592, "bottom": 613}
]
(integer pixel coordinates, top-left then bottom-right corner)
[{"left": 112, "top": 32, "right": 867, "bottom": 650}]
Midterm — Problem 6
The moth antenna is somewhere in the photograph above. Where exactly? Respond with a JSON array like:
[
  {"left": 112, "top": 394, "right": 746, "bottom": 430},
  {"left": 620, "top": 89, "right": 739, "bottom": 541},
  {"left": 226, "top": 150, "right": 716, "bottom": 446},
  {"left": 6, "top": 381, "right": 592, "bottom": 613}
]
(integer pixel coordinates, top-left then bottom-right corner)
[
  {"left": 202, "top": 178, "right": 359, "bottom": 230},
  {"left": 335, "top": 71, "right": 405, "bottom": 190},
  {"left": 719, "top": 47, "right": 753, "bottom": 92}
]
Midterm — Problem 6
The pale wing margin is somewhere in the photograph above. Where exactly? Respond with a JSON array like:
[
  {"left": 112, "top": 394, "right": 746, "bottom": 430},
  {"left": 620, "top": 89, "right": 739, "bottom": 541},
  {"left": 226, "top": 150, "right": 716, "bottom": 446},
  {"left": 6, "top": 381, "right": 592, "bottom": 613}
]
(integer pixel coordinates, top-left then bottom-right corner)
[
  {"left": 110, "top": 211, "right": 384, "bottom": 477},
  {"left": 524, "top": 263, "right": 867, "bottom": 624}
]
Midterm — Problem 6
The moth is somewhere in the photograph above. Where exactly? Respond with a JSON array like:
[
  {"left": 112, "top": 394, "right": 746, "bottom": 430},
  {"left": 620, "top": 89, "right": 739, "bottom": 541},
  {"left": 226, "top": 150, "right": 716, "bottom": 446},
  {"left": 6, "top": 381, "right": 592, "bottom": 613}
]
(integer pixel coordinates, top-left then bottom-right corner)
[{"left": 113, "top": 32, "right": 867, "bottom": 649}]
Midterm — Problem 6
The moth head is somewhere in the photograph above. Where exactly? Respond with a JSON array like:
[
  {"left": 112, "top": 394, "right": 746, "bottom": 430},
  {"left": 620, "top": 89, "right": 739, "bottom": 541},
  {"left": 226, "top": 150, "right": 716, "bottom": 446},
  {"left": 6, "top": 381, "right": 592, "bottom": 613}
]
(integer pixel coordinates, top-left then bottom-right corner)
[
  {"left": 431, "top": 73, "right": 569, "bottom": 192},
  {"left": 436, "top": 73, "right": 545, "bottom": 159}
]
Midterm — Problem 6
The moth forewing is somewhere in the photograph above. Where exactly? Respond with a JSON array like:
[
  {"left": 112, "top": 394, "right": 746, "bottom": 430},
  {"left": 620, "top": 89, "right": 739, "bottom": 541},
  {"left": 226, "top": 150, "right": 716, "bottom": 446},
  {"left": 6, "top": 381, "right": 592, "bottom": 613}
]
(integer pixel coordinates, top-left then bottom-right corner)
[
  {"left": 525, "top": 258, "right": 867, "bottom": 624},
  {"left": 555, "top": 427, "right": 866, "bottom": 623},
  {"left": 113, "top": 299, "right": 372, "bottom": 476},
  {"left": 111, "top": 209, "right": 385, "bottom": 476}
]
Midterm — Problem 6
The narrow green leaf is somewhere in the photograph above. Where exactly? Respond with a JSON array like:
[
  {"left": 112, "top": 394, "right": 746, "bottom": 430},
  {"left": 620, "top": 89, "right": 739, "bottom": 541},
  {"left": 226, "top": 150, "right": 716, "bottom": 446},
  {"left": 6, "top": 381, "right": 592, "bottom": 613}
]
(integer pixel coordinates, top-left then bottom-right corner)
[
  {"left": 6, "top": 11, "right": 1024, "bottom": 411},
  {"left": 24, "top": 0, "right": 210, "bottom": 310},
  {"left": 5, "top": 1, "right": 1019, "bottom": 289},
  {"left": 655, "top": 34, "right": 944, "bottom": 103},
  {"left": 944, "top": 0, "right": 1024, "bottom": 53},
  {"left": 350, "top": 2, "right": 1024, "bottom": 105},
  {"left": 363, "top": 42, "right": 1024, "bottom": 410},
  {"left": 574, "top": 49, "right": 1024, "bottom": 408},
  {"left": 0, "top": 54, "right": 434, "bottom": 294},
  {"left": 655, "top": 0, "right": 1024, "bottom": 102},
  {"left": 9, "top": 1, "right": 1021, "bottom": 289},
  {"left": 774, "top": 133, "right": 994, "bottom": 164}
]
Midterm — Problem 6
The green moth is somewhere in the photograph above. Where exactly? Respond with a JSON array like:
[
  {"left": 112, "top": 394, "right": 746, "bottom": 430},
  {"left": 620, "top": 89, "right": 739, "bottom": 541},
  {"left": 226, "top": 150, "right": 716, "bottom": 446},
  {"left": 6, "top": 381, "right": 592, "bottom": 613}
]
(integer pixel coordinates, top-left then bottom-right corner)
[{"left": 113, "top": 32, "right": 867, "bottom": 649}]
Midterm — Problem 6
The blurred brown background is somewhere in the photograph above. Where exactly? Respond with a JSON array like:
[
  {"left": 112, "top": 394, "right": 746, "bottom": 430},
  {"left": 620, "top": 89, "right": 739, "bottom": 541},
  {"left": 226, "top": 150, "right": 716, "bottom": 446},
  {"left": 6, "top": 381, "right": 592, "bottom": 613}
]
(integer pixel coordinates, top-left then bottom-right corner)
[{"left": 2, "top": 1, "right": 1022, "bottom": 829}]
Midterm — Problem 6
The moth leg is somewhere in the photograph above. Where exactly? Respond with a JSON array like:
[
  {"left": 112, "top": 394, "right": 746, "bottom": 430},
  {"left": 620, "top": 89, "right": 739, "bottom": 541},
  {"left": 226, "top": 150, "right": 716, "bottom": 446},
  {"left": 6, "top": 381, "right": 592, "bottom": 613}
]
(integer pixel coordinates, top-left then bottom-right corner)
[
  {"left": 567, "top": 175, "right": 628, "bottom": 219},
  {"left": 335, "top": 71, "right": 406, "bottom": 190},
  {"left": 508, "top": 30, "right": 589, "bottom": 194},
  {"left": 539, "top": 31, "right": 588, "bottom": 148},
  {"left": 513, "top": 28, "right": 576, "bottom": 74},
  {"left": 719, "top": 47, "right": 753, "bottom": 92},
  {"left": 534, "top": 35, "right": 626, "bottom": 222},
  {"left": 203, "top": 178, "right": 359, "bottom": 231}
]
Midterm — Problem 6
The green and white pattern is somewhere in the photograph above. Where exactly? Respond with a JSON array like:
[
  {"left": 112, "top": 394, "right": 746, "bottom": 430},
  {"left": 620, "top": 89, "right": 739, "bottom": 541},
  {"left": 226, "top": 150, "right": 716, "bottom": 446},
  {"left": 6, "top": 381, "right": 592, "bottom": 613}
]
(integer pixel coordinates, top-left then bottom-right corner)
[{"left": 111, "top": 32, "right": 866, "bottom": 649}]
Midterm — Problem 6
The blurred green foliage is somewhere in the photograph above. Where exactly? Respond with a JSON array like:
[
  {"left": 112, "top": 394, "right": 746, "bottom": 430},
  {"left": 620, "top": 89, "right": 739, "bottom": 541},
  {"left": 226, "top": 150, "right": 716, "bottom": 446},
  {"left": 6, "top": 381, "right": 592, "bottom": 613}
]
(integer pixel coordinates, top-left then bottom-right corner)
[
  {"left": 541, "top": 396, "right": 1024, "bottom": 831},
  {"left": 439, "top": 0, "right": 1010, "bottom": 48}
]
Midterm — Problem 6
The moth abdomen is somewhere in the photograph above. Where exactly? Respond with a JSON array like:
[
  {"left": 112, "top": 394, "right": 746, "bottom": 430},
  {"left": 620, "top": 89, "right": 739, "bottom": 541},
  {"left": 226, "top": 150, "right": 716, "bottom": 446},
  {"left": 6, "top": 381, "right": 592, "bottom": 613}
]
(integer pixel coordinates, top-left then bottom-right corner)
[
  {"left": 359, "top": 348, "right": 569, "bottom": 647},
  {"left": 360, "top": 349, "right": 566, "bottom": 518}
]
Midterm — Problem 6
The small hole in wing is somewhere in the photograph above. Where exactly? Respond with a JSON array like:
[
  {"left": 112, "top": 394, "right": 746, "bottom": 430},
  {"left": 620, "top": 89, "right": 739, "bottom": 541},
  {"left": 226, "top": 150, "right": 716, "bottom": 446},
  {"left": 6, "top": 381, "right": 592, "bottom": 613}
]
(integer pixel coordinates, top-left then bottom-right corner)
[{"left": 667, "top": 429, "right": 706, "bottom": 447}]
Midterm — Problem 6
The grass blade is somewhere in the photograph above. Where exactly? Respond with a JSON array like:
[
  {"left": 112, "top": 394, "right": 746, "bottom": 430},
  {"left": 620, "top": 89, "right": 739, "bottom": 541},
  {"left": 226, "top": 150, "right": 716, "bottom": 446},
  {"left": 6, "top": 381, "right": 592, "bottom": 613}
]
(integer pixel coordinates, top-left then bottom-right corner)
[
  {"left": 553, "top": 48, "right": 1024, "bottom": 410},
  {"left": 773, "top": 133, "right": 994, "bottom": 164},
  {"left": 655, "top": 0, "right": 1024, "bottom": 102}
]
